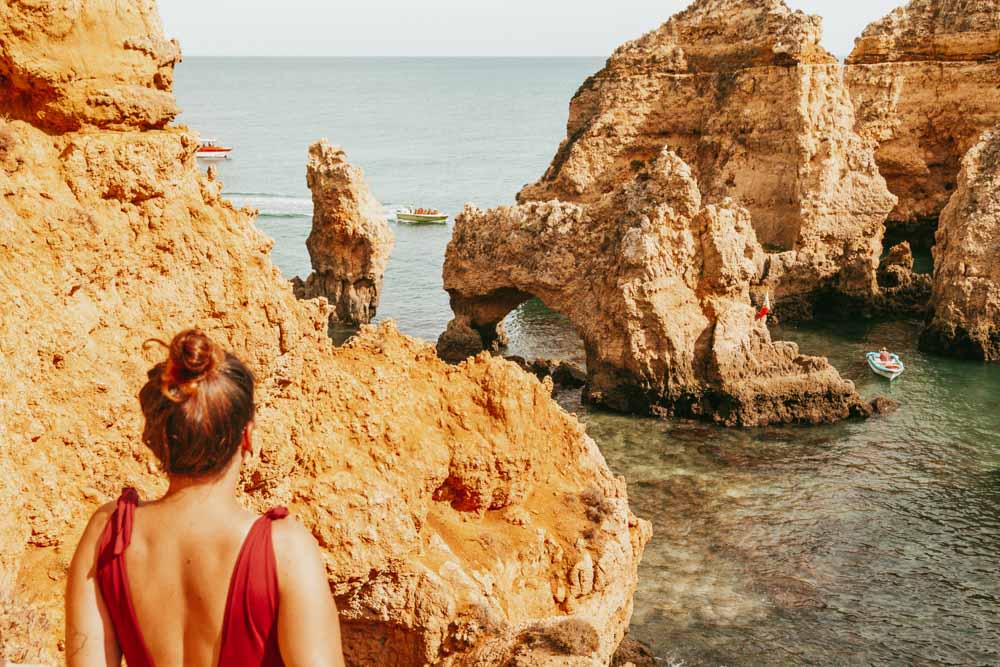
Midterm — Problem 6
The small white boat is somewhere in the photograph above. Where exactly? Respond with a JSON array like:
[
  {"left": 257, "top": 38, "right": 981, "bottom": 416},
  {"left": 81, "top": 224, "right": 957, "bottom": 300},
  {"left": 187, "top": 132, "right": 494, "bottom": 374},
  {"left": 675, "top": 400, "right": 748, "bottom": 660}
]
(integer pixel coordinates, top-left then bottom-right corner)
[
  {"left": 196, "top": 139, "right": 232, "bottom": 160},
  {"left": 867, "top": 351, "right": 905, "bottom": 381},
  {"left": 396, "top": 207, "right": 448, "bottom": 224}
]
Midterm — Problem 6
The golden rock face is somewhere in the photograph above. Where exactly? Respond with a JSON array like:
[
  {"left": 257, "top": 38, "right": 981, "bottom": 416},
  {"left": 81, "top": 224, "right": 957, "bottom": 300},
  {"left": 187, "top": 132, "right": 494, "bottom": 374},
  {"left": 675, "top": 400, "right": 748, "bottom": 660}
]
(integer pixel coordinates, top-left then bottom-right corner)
[
  {"left": 847, "top": 0, "right": 1000, "bottom": 226},
  {"left": 0, "top": 2, "right": 648, "bottom": 665},
  {"left": 439, "top": 148, "right": 870, "bottom": 426},
  {"left": 922, "top": 124, "right": 1000, "bottom": 361}
]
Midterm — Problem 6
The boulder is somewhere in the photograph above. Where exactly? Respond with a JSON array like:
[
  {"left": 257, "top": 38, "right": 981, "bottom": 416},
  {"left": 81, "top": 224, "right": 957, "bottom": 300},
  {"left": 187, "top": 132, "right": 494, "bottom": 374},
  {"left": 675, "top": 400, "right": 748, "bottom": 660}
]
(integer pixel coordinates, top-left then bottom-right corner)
[
  {"left": 846, "top": 0, "right": 1000, "bottom": 231},
  {"left": 439, "top": 149, "right": 868, "bottom": 426},
  {"left": 518, "top": 0, "right": 896, "bottom": 306},
  {"left": 0, "top": 2, "right": 649, "bottom": 664},
  {"left": 878, "top": 241, "right": 916, "bottom": 288},
  {"left": 0, "top": 0, "right": 180, "bottom": 132},
  {"left": 292, "top": 140, "right": 394, "bottom": 326},
  {"left": 920, "top": 125, "right": 1000, "bottom": 360}
]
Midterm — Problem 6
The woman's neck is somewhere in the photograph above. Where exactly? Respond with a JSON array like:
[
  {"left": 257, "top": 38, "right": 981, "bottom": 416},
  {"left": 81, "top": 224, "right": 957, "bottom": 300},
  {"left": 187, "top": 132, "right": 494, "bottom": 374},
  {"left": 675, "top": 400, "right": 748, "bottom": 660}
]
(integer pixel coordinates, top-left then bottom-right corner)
[{"left": 161, "top": 455, "right": 243, "bottom": 511}]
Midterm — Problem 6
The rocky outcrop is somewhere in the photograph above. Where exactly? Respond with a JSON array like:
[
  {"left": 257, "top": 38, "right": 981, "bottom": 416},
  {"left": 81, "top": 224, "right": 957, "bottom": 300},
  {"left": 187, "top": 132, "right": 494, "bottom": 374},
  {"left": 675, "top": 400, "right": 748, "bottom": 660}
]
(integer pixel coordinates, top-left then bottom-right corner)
[
  {"left": 0, "top": 0, "right": 180, "bottom": 132},
  {"left": 519, "top": 0, "right": 896, "bottom": 306},
  {"left": 439, "top": 149, "right": 869, "bottom": 426},
  {"left": 0, "top": 2, "right": 649, "bottom": 665},
  {"left": 291, "top": 140, "right": 394, "bottom": 325},
  {"left": 846, "top": 0, "right": 1000, "bottom": 230},
  {"left": 920, "top": 125, "right": 1000, "bottom": 360},
  {"left": 848, "top": 0, "right": 1000, "bottom": 64}
]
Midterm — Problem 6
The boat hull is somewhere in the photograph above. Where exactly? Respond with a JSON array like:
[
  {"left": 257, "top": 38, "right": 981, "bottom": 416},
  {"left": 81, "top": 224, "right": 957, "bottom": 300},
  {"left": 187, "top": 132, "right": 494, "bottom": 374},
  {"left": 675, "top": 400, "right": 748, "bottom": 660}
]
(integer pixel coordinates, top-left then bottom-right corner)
[
  {"left": 866, "top": 352, "right": 905, "bottom": 381},
  {"left": 397, "top": 213, "right": 448, "bottom": 224}
]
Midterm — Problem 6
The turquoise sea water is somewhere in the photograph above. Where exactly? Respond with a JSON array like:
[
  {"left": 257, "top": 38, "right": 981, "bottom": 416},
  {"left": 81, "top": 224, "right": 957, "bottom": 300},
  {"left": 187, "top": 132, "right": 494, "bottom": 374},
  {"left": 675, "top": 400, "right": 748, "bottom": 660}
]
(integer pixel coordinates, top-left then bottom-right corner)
[{"left": 175, "top": 58, "right": 1000, "bottom": 665}]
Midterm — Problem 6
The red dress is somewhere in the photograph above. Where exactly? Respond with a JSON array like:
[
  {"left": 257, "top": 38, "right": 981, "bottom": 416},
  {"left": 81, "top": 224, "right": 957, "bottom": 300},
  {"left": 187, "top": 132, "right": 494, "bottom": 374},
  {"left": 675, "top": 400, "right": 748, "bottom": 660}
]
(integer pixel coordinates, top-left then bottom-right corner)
[{"left": 96, "top": 488, "right": 288, "bottom": 666}]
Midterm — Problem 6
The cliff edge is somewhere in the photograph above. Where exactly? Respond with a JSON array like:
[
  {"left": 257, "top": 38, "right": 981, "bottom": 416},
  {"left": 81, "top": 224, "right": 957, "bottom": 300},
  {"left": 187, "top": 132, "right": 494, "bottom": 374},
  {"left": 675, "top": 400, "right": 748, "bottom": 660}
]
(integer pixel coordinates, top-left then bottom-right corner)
[
  {"left": 0, "top": 2, "right": 649, "bottom": 665},
  {"left": 920, "top": 125, "right": 1000, "bottom": 360}
]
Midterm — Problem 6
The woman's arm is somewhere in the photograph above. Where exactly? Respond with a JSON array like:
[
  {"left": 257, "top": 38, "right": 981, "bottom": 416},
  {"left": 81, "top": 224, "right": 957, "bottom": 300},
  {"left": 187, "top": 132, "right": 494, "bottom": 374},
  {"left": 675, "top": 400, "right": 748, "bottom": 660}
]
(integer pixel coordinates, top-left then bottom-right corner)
[
  {"left": 273, "top": 517, "right": 346, "bottom": 667},
  {"left": 65, "top": 503, "right": 122, "bottom": 667}
]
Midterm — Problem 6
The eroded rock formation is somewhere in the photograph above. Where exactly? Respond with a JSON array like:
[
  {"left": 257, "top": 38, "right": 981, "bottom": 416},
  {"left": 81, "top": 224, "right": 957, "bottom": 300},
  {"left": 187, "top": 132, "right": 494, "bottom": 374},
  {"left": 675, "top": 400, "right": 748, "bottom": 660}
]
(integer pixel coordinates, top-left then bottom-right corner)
[
  {"left": 0, "top": 0, "right": 180, "bottom": 132},
  {"left": 439, "top": 149, "right": 869, "bottom": 426},
  {"left": 291, "top": 140, "right": 394, "bottom": 325},
  {"left": 519, "top": 0, "right": 897, "bottom": 306},
  {"left": 846, "top": 0, "right": 1000, "bottom": 233},
  {"left": 0, "top": 2, "right": 649, "bottom": 665},
  {"left": 920, "top": 125, "right": 1000, "bottom": 360}
]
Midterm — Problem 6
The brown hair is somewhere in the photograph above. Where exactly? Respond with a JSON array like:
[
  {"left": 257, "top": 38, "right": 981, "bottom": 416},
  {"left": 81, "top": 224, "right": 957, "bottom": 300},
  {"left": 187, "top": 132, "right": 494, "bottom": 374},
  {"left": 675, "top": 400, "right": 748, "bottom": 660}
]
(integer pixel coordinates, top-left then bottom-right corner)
[{"left": 139, "top": 329, "right": 255, "bottom": 476}]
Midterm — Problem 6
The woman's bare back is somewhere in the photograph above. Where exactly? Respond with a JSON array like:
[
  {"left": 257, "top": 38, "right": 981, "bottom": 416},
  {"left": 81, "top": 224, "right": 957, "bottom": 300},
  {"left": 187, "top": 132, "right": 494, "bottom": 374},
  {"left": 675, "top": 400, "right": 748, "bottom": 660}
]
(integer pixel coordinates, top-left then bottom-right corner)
[{"left": 124, "top": 498, "right": 260, "bottom": 667}]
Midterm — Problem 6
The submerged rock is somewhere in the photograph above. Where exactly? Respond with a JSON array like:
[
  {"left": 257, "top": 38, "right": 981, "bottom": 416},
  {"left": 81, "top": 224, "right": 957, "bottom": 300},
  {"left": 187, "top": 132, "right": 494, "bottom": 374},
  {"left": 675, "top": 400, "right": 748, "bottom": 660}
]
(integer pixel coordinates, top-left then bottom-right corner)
[
  {"left": 519, "top": 0, "right": 896, "bottom": 307},
  {"left": 439, "top": 149, "right": 868, "bottom": 426},
  {"left": 291, "top": 140, "right": 394, "bottom": 325},
  {"left": 846, "top": 0, "right": 1000, "bottom": 230},
  {"left": 0, "top": 1, "right": 649, "bottom": 664},
  {"left": 921, "top": 125, "right": 1000, "bottom": 361}
]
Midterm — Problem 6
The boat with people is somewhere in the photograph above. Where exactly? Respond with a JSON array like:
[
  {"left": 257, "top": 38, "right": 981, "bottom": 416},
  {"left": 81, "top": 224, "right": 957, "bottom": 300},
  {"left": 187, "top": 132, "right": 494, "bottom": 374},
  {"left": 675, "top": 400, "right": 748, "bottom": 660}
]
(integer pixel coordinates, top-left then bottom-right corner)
[
  {"left": 867, "top": 349, "right": 905, "bottom": 381},
  {"left": 396, "top": 207, "right": 448, "bottom": 224},
  {"left": 196, "top": 139, "right": 232, "bottom": 160}
]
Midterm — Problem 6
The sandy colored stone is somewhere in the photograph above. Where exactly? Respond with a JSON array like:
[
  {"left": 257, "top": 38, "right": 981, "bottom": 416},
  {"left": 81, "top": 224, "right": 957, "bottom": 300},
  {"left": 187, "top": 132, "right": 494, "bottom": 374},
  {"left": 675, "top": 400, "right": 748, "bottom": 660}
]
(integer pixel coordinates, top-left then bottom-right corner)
[
  {"left": 439, "top": 149, "right": 868, "bottom": 426},
  {"left": 0, "top": 3, "right": 649, "bottom": 665},
  {"left": 920, "top": 125, "right": 1000, "bottom": 360},
  {"left": 292, "top": 140, "right": 394, "bottom": 325},
  {"left": 848, "top": 0, "right": 1000, "bottom": 64},
  {"left": 846, "top": 0, "right": 1000, "bottom": 227},
  {"left": 0, "top": 0, "right": 180, "bottom": 132},
  {"left": 519, "top": 0, "right": 896, "bottom": 306}
]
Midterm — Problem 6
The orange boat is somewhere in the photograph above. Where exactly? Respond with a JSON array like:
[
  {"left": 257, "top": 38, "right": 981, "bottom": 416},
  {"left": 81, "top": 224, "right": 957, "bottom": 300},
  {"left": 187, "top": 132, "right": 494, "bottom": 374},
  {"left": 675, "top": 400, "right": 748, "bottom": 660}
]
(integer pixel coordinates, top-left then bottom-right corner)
[{"left": 196, "top": 139, "right": 232, "bottom": 160}]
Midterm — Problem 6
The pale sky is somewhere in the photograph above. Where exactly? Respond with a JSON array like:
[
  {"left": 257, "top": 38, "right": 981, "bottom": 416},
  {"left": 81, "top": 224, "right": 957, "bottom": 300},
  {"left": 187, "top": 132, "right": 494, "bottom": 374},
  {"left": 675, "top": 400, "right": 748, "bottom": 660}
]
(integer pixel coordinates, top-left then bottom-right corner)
[{"left": 159, "top": 1, "right": 904, "bottom": 58}]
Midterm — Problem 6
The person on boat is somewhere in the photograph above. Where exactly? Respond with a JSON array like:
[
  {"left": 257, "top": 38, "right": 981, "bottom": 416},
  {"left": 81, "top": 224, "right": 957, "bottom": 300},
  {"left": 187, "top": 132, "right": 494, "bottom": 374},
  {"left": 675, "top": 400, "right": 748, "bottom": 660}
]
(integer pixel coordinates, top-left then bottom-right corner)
[
  {"left": 878, "top": 347, "right": 900, "bottom": 369},
  {"left": 66, "top": 329, "right": 345, "bottom": 667}
]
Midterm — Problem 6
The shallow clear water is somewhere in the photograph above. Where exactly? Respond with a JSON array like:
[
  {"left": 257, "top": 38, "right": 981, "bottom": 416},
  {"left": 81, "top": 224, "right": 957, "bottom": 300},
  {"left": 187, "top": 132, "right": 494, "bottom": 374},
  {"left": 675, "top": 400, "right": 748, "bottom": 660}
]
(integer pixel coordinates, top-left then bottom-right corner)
[
  {"left": 561, "top": 318, "right": 1000, "bottom": 665},
  {"left": 175, "top": 58, "right": 1000, "bottom": 665}
]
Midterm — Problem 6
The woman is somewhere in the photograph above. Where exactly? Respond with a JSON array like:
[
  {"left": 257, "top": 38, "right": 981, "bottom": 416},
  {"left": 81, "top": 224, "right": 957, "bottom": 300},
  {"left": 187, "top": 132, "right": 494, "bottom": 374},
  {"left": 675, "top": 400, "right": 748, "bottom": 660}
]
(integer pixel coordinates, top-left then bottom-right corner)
[{"left": 66, "top": 329, "right": 345, "bottom": 666}]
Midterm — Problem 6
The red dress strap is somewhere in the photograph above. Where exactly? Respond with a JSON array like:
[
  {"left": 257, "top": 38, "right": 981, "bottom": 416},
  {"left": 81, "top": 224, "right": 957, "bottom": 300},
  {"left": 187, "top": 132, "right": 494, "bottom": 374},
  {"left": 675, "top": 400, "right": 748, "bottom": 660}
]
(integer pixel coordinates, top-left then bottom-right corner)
[
  {"left": 217, "top": 506, "right": 289, "bottom": 667},
  {"left": 95, "top": 488, "right": 156, "bottom": 667},
  {"left": 96, "top": 492, "right": 288, "bottom": 667}
]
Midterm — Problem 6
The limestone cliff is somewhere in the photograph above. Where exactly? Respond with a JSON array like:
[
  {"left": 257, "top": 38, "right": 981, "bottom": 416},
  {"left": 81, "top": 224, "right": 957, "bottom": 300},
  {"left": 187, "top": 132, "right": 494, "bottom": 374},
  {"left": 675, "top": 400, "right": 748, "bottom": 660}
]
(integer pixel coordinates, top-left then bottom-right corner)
[
  {"left": 519, "top": 0, "right": 896, "bottom": 306},
  {"left": 920, "top": 125, "right": 1000, "bottom": 360},
  {"left": 848, "top": 0, "right": 1000, "bottom": 64},
  {"left": 292, "top": 140, "right": 394, "bottom": 325},
  {"left": 439, "top": 149, "right": 869, "bottom": 426},
  {"left": 846, "top": 0, "right": 1000, "bottom": 229},
  {"left": 0, "top": 2, "right": 649, "bottom": 665},
  {"left": 0, "top": 0, "right": 180, "bottom": 132}
]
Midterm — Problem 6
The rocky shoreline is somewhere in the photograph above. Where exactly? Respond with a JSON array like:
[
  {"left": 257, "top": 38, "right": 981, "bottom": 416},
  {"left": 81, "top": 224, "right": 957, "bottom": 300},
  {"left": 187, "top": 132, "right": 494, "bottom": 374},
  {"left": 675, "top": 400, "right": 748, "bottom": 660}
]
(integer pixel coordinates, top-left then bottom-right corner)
[
  {"left": 2, "top": 0, "right": 999, "bottom": 665},
  {"left": 437, "top": 0, "right": 1000, "bottom": 426},
  {"left": 0, "top": 1, "right": 648, "bottom": 664}
]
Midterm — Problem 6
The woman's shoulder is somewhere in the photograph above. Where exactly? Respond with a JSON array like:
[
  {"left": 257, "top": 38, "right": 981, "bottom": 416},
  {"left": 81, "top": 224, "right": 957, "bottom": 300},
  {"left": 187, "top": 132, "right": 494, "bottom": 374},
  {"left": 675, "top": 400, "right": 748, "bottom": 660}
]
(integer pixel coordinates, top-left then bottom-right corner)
[
  {"left": 268, "top": 511, "right": 328, "bottom": 585},
  {"left": 68, "top": 499, "right": 120, "bottom": 576},
  {"left": 84, "top": 500, "right": 119, "bottom": 540},
  {"left": 269, "top": 512, "right": 321, "bottom": 560}
]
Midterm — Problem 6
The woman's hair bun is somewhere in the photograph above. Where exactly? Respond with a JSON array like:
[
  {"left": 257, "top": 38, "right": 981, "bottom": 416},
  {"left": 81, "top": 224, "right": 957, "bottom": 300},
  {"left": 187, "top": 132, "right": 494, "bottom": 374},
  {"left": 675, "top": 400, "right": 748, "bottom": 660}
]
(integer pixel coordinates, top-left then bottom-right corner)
[{"left": 160, "top": 329, "right": 226, "bottom": 401}]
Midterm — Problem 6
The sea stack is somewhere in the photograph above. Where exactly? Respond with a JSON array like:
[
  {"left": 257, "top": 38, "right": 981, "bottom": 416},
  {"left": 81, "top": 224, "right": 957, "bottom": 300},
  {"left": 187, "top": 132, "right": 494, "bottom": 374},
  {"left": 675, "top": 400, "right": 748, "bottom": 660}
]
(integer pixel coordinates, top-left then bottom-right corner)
[
  {"left": 0, "top": 0, "right": 649, "bottom": 663},
  {"left": 846, "top": 0, "right": 1000, "bottom": 239},
  {"left": 518, "top": 0, "right": 897, "bottom": 310},
  {"left": 920, "top": 125, "right": 1000, "bottom": 361},
  {"left": 439, "top": 148, "right": 870, "bottom": 426},
  {"left": 292, "top": 140, "right": 394, "bottom": 326}
]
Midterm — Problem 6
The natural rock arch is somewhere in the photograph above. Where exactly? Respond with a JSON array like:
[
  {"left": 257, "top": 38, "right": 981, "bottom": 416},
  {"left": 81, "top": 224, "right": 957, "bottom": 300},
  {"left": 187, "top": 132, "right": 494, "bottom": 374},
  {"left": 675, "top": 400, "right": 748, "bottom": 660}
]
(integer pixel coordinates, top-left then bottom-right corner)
[{"left": 439, "top": 150, "right": 870, "bottom": 425}]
